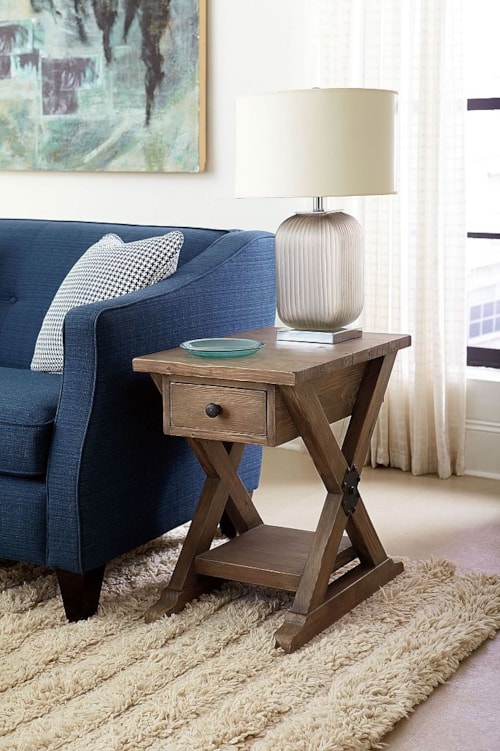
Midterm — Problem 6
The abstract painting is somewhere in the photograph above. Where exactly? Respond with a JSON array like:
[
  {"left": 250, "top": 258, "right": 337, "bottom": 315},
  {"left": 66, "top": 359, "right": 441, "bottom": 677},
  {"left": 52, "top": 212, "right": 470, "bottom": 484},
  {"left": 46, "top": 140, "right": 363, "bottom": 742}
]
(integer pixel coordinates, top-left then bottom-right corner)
[{"left": 0, "top": 0, "right": 206, "bottom": 172}]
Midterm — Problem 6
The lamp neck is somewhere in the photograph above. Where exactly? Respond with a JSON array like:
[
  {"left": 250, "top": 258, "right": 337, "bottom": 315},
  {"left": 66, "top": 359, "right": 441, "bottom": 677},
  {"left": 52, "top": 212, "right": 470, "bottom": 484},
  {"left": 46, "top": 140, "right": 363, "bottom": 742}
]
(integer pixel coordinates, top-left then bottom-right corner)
[{"left": 313, "top": 196, "right": 325, "bottom": 213}]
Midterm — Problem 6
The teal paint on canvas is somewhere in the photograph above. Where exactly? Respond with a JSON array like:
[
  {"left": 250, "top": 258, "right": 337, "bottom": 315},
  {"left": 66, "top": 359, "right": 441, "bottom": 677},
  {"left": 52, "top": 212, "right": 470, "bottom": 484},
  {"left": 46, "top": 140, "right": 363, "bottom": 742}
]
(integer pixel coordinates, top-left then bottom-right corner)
[{"left": 0, "top": 0, "right": 205, "bottom": 172}]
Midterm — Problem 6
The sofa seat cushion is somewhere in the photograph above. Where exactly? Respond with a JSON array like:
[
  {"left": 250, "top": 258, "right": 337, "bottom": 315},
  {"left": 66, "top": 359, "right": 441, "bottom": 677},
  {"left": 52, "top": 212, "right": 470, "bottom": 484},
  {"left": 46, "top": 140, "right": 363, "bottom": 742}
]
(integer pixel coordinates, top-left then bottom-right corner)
[{"left": 0, "top": 368, "right": 62, "bottom": 477}]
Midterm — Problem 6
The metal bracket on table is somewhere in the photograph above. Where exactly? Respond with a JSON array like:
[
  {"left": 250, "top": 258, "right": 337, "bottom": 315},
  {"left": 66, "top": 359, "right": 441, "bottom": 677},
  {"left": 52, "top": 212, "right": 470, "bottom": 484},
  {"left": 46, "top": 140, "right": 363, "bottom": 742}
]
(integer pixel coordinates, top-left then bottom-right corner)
[{"left": 341, "top": 465, "right": 361, "bottom": 516}]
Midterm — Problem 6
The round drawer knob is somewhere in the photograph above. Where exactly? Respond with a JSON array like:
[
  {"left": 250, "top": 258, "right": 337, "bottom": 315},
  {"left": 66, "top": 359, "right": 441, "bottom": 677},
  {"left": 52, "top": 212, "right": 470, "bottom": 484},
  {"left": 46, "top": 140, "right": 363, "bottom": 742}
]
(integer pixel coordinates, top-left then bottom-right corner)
[{"left": 205, "top": 402, "right": 222, "bottom": 418}]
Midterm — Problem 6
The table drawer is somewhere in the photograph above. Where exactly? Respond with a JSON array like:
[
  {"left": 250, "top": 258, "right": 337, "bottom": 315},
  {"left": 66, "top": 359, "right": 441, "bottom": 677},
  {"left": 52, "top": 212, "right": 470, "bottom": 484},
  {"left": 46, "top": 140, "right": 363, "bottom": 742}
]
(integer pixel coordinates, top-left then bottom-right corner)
[{"left": 169, "top": 382, "right": 267, "bottom": 438}]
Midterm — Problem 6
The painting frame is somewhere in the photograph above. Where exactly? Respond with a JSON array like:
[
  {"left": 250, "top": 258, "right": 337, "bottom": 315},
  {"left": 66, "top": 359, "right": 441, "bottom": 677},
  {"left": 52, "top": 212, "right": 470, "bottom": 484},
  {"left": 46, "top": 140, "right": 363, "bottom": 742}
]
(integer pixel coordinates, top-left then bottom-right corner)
[{"left": 0, "top": 0, "right": 207, "bottom": 173}]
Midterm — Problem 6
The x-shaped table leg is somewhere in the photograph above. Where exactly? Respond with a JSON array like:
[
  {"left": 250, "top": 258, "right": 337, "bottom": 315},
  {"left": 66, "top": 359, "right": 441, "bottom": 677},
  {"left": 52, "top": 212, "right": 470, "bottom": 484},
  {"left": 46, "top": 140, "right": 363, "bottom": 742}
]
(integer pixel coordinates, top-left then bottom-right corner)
[
  {"left": 274, "top": 353, "right": 403, "bottom": 652},
  {"left": 145, "top": 438, "right": 262, "bottom": 623}
]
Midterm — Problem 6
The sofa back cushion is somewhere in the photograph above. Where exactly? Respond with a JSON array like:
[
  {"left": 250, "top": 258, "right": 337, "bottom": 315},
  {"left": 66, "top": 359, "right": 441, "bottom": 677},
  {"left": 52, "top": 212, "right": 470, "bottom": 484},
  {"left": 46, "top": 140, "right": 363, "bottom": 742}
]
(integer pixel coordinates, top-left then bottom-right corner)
[{"left": 0, "top": 220, "right": 226, "bottom": 368}]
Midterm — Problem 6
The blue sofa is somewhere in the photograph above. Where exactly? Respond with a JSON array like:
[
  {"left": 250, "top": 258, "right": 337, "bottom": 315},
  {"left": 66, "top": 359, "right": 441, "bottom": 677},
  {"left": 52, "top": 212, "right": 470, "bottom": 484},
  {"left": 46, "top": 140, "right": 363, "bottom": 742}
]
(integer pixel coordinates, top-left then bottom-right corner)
[{"left": 0, "top": 219, "right": 276, "bottom": 619}]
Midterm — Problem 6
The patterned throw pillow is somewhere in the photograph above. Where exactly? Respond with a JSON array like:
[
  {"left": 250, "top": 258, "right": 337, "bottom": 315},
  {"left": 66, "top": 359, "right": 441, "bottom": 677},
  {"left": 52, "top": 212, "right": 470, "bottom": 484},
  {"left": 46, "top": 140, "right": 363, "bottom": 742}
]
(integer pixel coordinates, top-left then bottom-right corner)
[{"left": 31, "top": 231, "right": 183, "bottom": 373}]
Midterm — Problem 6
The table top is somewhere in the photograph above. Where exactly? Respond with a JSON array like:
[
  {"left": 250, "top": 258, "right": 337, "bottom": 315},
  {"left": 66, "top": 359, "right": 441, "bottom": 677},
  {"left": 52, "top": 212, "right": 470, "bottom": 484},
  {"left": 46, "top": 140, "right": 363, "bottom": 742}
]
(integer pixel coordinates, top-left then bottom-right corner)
[{"left": 132, "top": 327, "right": 411, "bottom": 386}]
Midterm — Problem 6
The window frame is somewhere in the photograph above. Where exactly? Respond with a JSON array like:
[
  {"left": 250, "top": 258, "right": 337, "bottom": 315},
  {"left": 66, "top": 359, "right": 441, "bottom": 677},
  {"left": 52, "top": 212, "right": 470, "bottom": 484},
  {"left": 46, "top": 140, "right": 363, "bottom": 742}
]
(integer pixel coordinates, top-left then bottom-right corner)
[{"left": 466, "top": 97, "right": 500, "bottom": 369}]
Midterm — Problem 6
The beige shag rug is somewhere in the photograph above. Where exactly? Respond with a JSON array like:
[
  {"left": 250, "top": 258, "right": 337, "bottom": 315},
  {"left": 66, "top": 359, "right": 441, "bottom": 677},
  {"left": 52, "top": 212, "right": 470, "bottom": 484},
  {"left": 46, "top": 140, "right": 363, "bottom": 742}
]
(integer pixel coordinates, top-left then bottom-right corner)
[{"left": 1, "top": 527, "right": 499, "bottom": 751}]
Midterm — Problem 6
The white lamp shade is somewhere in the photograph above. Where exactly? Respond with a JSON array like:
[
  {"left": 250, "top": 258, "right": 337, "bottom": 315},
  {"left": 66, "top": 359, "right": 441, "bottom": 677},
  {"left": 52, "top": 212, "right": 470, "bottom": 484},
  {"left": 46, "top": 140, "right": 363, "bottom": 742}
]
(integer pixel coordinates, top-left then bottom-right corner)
[{"left": 235, "top": 88, "right": 397, "bottom": 198}]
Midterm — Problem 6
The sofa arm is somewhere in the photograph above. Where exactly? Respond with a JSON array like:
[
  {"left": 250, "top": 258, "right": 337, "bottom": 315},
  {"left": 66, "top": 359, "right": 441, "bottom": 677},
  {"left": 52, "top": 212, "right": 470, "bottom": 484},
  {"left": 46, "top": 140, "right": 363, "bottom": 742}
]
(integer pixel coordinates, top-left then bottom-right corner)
[{"left": 46, "top": 231, "right": 275, "bottom": 571}]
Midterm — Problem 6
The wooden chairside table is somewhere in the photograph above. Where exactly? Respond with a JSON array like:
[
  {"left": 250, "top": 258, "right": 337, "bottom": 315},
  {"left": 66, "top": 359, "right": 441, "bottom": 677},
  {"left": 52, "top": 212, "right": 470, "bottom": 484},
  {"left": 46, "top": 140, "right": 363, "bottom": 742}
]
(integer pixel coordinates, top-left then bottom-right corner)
[{"left": 133, "top": 327, "right": 411, "bottom": 652}]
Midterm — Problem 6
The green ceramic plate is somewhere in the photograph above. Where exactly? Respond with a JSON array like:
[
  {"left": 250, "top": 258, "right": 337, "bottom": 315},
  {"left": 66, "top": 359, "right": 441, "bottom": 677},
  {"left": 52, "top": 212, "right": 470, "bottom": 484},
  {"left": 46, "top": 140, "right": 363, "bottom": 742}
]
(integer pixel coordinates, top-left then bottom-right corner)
[{"left": 180, "top": 338, "right": 265, "bottom": 358}]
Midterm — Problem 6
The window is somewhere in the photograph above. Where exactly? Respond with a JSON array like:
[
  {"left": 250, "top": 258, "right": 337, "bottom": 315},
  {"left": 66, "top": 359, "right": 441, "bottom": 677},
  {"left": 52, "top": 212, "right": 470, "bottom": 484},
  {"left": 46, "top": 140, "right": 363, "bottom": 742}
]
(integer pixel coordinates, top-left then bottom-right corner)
[{"left": 465, "top": 3, "right": 500, "bottom": 368}]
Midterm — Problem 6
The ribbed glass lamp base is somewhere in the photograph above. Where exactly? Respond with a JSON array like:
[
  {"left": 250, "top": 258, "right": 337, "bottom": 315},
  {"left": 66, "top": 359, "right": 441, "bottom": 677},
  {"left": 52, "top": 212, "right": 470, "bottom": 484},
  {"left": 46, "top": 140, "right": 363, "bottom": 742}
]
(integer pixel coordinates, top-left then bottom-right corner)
[{"left": 276, "top": 210, "right": 364, "bottom": 332}]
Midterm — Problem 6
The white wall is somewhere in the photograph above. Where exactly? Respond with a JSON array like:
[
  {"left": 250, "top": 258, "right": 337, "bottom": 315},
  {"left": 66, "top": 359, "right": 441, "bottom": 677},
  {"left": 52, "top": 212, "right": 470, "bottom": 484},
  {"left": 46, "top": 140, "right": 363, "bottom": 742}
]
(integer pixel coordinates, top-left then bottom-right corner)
[
  {"left": 465, "top": 370, "right": 500, "bottom": 480},
  {"left": 1, "top": 0, "right": 311, "bottom": 233}
]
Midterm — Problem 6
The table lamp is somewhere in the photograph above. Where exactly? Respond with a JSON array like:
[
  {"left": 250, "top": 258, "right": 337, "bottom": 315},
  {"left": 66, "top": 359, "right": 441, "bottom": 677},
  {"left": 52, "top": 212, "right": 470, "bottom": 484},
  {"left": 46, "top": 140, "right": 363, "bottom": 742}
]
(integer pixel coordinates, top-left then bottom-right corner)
[{"left": 235, "top": 88, "right": 397, "bottom": 342}]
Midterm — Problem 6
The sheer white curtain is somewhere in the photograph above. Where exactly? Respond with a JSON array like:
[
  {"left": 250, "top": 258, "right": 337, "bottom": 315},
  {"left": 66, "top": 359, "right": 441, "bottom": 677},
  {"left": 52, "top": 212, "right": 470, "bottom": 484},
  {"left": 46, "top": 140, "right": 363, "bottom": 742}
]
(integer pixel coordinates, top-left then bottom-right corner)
[{"left": 306, "top": 0, "right": 467, "bottom": 477}]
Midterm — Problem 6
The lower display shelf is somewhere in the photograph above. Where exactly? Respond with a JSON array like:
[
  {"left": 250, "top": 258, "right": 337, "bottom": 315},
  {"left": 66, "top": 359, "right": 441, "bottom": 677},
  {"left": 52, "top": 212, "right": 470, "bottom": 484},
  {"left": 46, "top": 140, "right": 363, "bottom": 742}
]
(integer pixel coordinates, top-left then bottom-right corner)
[{"left": 195, "top": 524, "right": 357, "bottom": 591}]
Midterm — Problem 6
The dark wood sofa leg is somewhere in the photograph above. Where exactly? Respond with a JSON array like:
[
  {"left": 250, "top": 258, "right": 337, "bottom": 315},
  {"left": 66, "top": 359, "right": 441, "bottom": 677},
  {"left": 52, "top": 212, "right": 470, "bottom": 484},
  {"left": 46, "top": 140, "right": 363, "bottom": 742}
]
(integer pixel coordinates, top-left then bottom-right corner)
[
  {"left": 55, "top": 565, "right": 106, "bottom": 622},
  {"left": 219, "top": 510, "right": 237, "bottom": 538}
]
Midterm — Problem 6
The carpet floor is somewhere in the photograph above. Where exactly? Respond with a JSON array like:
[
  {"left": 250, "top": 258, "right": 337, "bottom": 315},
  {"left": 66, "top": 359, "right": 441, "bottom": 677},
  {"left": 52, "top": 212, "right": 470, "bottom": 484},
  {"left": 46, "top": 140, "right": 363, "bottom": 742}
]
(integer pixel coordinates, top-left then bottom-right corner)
[{"left": 1, "top": 528, "right": 499, "bottom": 751}]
